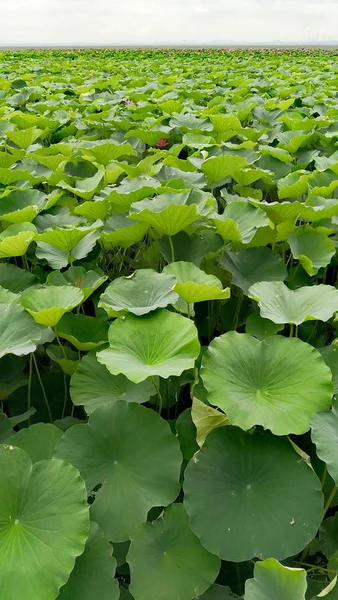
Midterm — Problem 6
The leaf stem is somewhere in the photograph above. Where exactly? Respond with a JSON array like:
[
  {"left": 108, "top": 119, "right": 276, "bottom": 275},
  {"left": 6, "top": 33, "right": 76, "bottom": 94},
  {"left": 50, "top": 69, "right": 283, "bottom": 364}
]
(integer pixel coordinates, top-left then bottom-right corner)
[
  {"left": 27, "top": 353, "right": 33, "bottom": 425},
  {"left": 32, "top": 353, "right": 53, "bottom": 423},
  {"left": 324, "top": 484, "right": 338, "bottom": 516},
  {"left": 152, "top": 377, "right": 164, "bottom": 415},
  {"left": 289, "top": 323, "right": 294, "bottom": 338},
  {"left": 168, "top": 236, "right": 175, "bottom": 263},
  {"left": 55, "top": 331, "right": 68, "bottom": 360}
]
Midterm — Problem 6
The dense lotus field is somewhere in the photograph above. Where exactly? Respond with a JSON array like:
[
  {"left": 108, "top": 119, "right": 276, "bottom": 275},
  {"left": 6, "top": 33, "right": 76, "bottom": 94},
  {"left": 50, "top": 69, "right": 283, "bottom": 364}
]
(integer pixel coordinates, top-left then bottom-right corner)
[{"left": 2, "top": 48, "right": 338, "bottom": 599}]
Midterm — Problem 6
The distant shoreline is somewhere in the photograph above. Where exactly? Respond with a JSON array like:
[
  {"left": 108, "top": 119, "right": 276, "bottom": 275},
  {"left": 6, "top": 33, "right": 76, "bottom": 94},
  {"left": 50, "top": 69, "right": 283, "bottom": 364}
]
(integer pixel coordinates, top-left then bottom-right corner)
[{"left": 1, "top": 44, "right": 338, "bottom": 50}]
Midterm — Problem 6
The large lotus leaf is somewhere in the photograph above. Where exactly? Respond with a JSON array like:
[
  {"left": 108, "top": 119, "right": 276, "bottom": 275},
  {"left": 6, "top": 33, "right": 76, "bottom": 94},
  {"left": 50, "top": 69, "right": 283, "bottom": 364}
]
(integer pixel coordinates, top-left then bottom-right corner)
[
  {"left": 129, "top": 190, "right": 214, "bottom": 237},
  {"left": 277, "top": 170, "right": 310, "bottom": 200},
  {"left": 0, "top": 189, "right": 46, "bottom": 223},
  {"left": 73, "top": 198, "right": 109, "bottom": 220},
  {"left": 244, "top": 558, "right": 307, "bottom": 600},
  {"left": 0, "top": 285, "right": 19, "bottom": 305},
  {"left": 8, "top": 423, "right": 63, "bottom": 463},
  {"left": 198, "top": 585, "right": 236, "bottom": 599},
  {"left": 0, "top": 222, "right": 36, "bottom": 258},
  {"left": 103, "top": 177, "right": 160, "bottom": 212},
  {"left": 99, "top": 269, "right": 178, "bottom": 317},
  {"left": 47, "top": 344, "right": 80, "bottom": 376},
  {"left": 54, "top": 402, "right": 182, "bottom": 541},
  {"left": 0, "top": 355, "right": 27, "bottom": 401},
  {"left": 319, "top": 341, "right": 338, "bottom": 394},
  {"left": 0, "top": 303, "right": 42, "bottom": 358},
  {"left": 97, "top": 309, "right": 200, "bottom": 383},
  {"left": 70, "top": 353, "right": 155, "bottom": 414},
  {"left": 221, "top": 248, "right": 287, "bottom": 295},
  {"left": 0, "top": 444, "right": 89, "bottom": 600},
  {"left": 248, "top": 199, "right": 305, "bottom": 224},
  {"left": 249, "top": 281, "right": 338, "bottom": 325},
  {"left": 319, "top": 514, "right": 338, "bottom": 562},
  {"left": 100, "top": 214, "right": 149, "bottom": 248},
  {"left": 183, "top": 427, "right": 323, "bottom": 562},
  {"left": 128, "top": 504, "right": 220, "bottom": 600},
  {"left": 175, "top": 408, "right": 199, "bottom": 461},
  {"left": 0, "top": 263, "right": 37, "bottom": 292},
  {"left": 163, "top": 261, "right": 230, "bottom": 303},
  {"left": 212, "top": 202, "right": 271, "bottom": 244},
  {"left": 20, "top": 286, "right": 84, "bottom": 327},
  {"left": 288, "top": 227, "right": 335, "bottom": 276},
  {"left": 58, "top": 522, "right": 119, "bottom": 600},
  {"left": 246, "top": 312, "right": 283, "bottom": 340},
  {"left": 47, "top": 266, "right": 107, "bottom": 301},
  {"left": 311, "top": 402, "right": 338, "bottom": 486},
  {"left": 64, "top": 159, "right": 98, "bottom": 179},
  {"left": 84, "top": 140, "right": 136, "bottom": 166},
  {"left": 56, "top": 313, "right": 109, "bottom": 351},
  {"left": 201, "top": 332, "right": 332, "bottom": 435},
  {"left": 182, "top": 133, "right": 216, "bottom": 149},
  {"left": 201, "top": 155, "right": 248, "bottom": 185},
  {"left": 7, "top": 125, "right": 43, "bottom": 149},
  {"left": 36, "top": 221, "right": 102, "bottom": 252},
  {"left": 58, "top": 168, "right": 104, "bottom": 200},
  {"left": 191, "top": 397, "right": 229, "bottom": 447}
]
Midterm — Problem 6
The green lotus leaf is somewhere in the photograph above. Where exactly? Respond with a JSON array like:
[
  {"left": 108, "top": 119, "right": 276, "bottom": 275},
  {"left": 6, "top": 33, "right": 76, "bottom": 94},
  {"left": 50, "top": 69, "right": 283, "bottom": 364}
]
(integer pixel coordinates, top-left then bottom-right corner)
[
  {"left": 197, "top": 585, "right": 236, "bottom": 599},
  {"left": 201, "top": 331, "right": 332, "bottom": 435},
  {"left": 183, "top": 427, "right": 323, "bottom": 561},
  {"left": 277, "top": 170, "right": 310, "bottom": 200},
  {"left": 47, "top": 266, "right": 107, "bottom": 301},
  {"left": 73, "top": 198, "right": 109, "bottom": 220},
  {"left": 0, "top": 188, "right": 46, "bottom": 223},
  {"left": 211, "top": 202, "right": 271, "bottom": 244},
  {"left": 58, "top": 522, "right": 119, "bottom": 600},
  {"left": 100, "top": 214, "right": 149, "bottom": 248},
  {"left": 278, "top": 130, "right": 315, "bottom": 153},
  {"left": 97, "top": 309, "right": 200, "bottom": 383},
  {"left": 58, "top": 168, "right": 104, "bottom": 200},
  {"left": 163, "top": 260, "right": 230, "bottom": 304},
  {"left": 182, "top": 133, "right": 216, "bottom": 149},
  {"left": 129, "top": 190, "right": 214, "bottom": 237},
  {"left": 70, "top": 353, "right": 155, "bottom": 414},
  {"left": 210, "top": 113, "right": 242, "bottom": 134},
  {"left": 302, "top": 196, "right": 338, "bottom": 222},
  {"left": 175, "top": 408, "right": 199, "bottom": 461},
  {"left": 99, "top": 269, "right": 178, "bottom": 317},
  {"left": 0, "top": 412, "right": 14, "bottom": 442},
  {"left": 20, "top": 286, "right": 84, "bottom": 326},
  {"left": 64, "top": 159, "right": 98, "bottom": 179},
  {"left": 221, "top": 248, "right": 287, "bottom": 295},
  {"left": 56, "top": 313, "right": 109, "bottom": 351},
  {"left": 170, "top": 113, "right": 213, "bottom": 132},
  {"left": 319, "top": 514, "right": 338, "bottom": 561},
  {"left": 0, "top": 263, "right": 37, "bottom": 292},
  {"left": 0, "top": 303, "right": 43, "bottom": 358},
  {"left": 46, "top": 344, "right": 80, "bottom": 375},
  {"left": 288, "top": 227, "right": 336, "bottom": 276},
  {"left": 125, "top": 128, "right": 169, "bottom": 146},
  {"left": 36, "top": 221, "right": 102, "bottom": 252},
  {"left": 319, "top": 340, "right": 338, "bottom": 394},
  {"left": 191, "top": 397, "right": 229, "bottom": 447},
  {"left": 7, "top": 125, "right": 43, "bottom": 149},
  {"left": 249, "top": 281, "right": 338, "bottom": 325},
  {"left": 8, "top": 423, "right": 63, "bottom": 463},
  {"left": 128, "top": 504, "right": 220, "bottom": 600},
  {"left": 311, "top": 402, "right": 338, "bottom": 486},
  {"left": 248, "top": 199, "right": 305, "bottom": 224},
  {"left": 54, "top": 402, "right": 182, "bottom": 541},
  {"left": 103, "top": 177, "right": 160, "bottom": 212},
  {"left": 244, "top": 558, "right": 307, "bottom": 600},
  {"left": 0, "top": 222, "right": 36, "bottom": 258},
  {"left": 0, "top": 355, "right": 27, "bottom": 401},
  {"left": 84, "top": 140, "right": 137, "bottom": 166},
  {"left": 0, "top": 285, "right": 20, "bottom": 305},
  {"left": 260, "top": 145, "right": 293, "bottom": 163},
  {"left": 201, "top": 155, "right": 248, "bottom": 185},
  {"left": 0, "top": 444, "right": 89, "bottom": 600},
  {"left": 246, "top": 312, "right": 283, "bottom": 339},
  {"left": 232, "top": 167, "right": 272, "bottom": 187}
]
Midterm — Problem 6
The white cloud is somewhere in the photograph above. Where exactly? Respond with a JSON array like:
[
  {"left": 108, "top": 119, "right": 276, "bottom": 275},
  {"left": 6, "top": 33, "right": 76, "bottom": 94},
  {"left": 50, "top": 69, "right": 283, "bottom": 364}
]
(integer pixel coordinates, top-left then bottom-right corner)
[{"left": 1, "top": 0, "right": 337, "bottom": 46}]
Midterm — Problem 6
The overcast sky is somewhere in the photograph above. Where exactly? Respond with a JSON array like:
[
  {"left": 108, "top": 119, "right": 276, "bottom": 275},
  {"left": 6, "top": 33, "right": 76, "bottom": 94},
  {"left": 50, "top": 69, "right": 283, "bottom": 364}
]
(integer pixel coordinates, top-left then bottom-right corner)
[{"left": 2, "top": 0, "right": 337, "bottom": 46}]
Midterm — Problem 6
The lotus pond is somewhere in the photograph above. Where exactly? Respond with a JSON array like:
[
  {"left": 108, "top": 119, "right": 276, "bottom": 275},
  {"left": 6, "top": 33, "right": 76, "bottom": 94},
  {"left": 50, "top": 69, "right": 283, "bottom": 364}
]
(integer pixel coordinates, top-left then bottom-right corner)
[{"left": 1, "top": 48, "right": 338, "bottom": 599}]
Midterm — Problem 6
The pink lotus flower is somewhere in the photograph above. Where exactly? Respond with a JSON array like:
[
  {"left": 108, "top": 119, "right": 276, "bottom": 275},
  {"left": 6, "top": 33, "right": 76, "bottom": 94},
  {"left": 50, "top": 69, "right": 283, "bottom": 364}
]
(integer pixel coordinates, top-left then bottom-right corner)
[
  {"left": 156, "top": 138, "right": 168, "bottom": 149},
  {"left": 124, "top": 99, "right": 134, "bottom": 106}
]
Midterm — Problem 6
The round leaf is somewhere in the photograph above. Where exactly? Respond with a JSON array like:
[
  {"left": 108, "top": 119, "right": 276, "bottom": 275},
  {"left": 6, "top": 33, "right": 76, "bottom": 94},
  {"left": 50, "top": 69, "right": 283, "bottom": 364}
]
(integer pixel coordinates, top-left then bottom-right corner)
[
  {"left": 56, "top": 313, "right": 109, "bottom": 351},
  {"left": 8, "top": 423, "right": 63, "bottom": 463},
  {"left": 249, "top": 281, "right": 338, "bottom": 325},
  {"left": 70, "top": 353, "right": 155, "bottom": 414},
  {"left": 183, "top": 427, "right": 323, "bottom": 562},
  {"left": 58, "top": 522, "right": 119, "bottom": 600},
  {"left": 97, "top": 309, "right": 200, "bottom": 384},
  {"left": 163, "top": 261, "right": 230, "bottom": 303},
  {"left": 0, "top": 444, "right": 89, "bottom": 600},
  {"left": 128, "top": 504, "right": 220, "bottom": 600},
  {"left": 244, "top": 558, "right": 307, "bottom": 600},
  {"left": 0, "top": 303, "right": 42, "bottom": 358},
  {"left": 311, "top": 403, "right": 338, "bottom": 486},
  {"left": 221, "top": 248, "right": 287, "bottom": 295},
  {"left": 99, "top": 269, "right": 178, "bottom": 317},
  {"left": 20, "top": 286, "right": 84, "bottom": 326},
  {"left": 201, "top": 332, "right": 332, "bottom": 435},
  {"left": 54, "top": 402, "right": 182, "bottom": 541}
]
